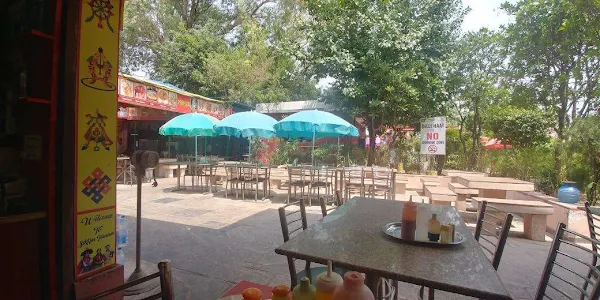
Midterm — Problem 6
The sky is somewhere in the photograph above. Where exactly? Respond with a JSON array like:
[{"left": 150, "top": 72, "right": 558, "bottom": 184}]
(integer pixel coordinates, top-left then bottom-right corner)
[{"left": 461, "top": 0, "right": 516, "bottom": 32}]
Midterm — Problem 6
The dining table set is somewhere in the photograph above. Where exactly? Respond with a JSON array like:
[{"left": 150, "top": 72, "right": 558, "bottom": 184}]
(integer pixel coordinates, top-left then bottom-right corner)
[{"left": 274, "top": 196, "right": 600, "bottom": 300}]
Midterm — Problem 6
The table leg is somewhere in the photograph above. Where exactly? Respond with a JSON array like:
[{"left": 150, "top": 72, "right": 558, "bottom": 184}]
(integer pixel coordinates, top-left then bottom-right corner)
[
  {"left": 365, "top": 273, "right": 380, "bottom": 299},
  {"left": 391, "top": 171, "right": 396, "bottom": 201},
  {"left": 174, "top": 165, "right": 181, "bottom": 191},
  {"left": 523, "top": 214, "right": 548, "bottom": 241}
]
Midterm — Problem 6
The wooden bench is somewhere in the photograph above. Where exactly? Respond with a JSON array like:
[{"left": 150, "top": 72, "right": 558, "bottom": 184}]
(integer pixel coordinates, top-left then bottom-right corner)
[
  {"left": 471, "top": 197, "right": 554, "bottom": 241},
  {"left": 449, "top": 182, "right": 479, "bottom": 211},
  {"left": 424, "top": 185, "right": 457, "bottom": 206}
]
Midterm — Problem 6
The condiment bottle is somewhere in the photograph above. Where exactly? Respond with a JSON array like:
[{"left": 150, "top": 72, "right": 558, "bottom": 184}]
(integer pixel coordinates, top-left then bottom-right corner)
[
  {"left": 242, "top": 287, "right": 262, "bottom": 300},
  {"left": 315, "top": 261, "right": 343, "bottom": 300},
  {"left": 272, "top": 284, "right": 291, "bottom": 300},
  {"left": 331, "top": 272, "right": 375, "bottom": 300},
  {"left": 293, "top": 277, "right": 317, "bottom": 300},
  {"left": 428, "top": 214, "right": 441, "bottom": 242},
  {"left": 401, "top": 198, "right": 417, "bottom": 240},
  {"left": 415, "top": 203, "right": 429, "bottom": 241},
  {"left": 440, "top": 224, "right": 452, "bottom": 243}
]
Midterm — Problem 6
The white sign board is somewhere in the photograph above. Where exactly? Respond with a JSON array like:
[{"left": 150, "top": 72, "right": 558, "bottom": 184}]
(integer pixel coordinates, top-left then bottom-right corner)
[{"left": 420, "top": 117, "right": 446, "bottom": 155}]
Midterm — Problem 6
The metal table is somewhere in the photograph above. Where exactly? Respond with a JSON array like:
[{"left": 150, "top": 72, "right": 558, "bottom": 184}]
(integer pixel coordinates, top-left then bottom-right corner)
[
  {"left": 275, "top": 197, "right": 512, "bottom": 300},
  {"left": 163, "top": 161, "right": 217, "bottom": 192}
]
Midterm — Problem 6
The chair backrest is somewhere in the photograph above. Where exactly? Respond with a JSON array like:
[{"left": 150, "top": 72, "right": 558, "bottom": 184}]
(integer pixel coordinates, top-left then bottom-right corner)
[
  {"left": 312, "top": 167, "right": 333, "bottom": 184},
  {"left": 369, "top": 166, "right": 393, "bottom": 187},
  {"left": 278, "top": 200, "right": 308, "bottom": 242},
  {"left": 343, "top": 167, "right": 364, "bottom": 185},
  {"left": 535, "top": 223, "right": 600, "bottom": 300},
  {"left": 473, "top": 200, "right": 514, "bottom": 270},
  {"left": 84, "top": 260, "right": 174, "bottom": 300},
  {"left": 585, "top": 202, "right": 600, "bottom": 255},
  {"left": 225, "top": 163, "right": 240, "bottom": 179},
  {"left": 320, "top": 191, "right": 343, "bottom": 217}
]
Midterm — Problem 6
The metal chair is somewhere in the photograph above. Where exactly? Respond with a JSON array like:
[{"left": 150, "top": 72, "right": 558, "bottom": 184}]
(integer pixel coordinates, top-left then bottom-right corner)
[
  {"left": 343, "top": 167, "right": 364, "bottom": 201},
  {"left": 198, "top": 163, "right": 217, "bottom": 193},
  {"left": 224, "top": 163, "right": 241, "bottom": 199},
  {"left": 473, "top": 200, "right": 514, "bottom": 270},
  {"left": 83, "top": 260, "right": 174, "bottom": 300},
  {"left": 287, "top": 167, "right": 311, "bottom": 204},
  {"left": 320, "top": 191, "right": 344, "bottom": 217},
  {"left": 535, "top": 223, "right": 600, "bottom": 300},
  {"left": 584, "top": 202, "right": 600, "bottom": 297},
  {"left": 278, "top": 201, "right": 316, "bottom": 288},
  {"left": 311, "top": 167, "right": 334, "bottom": 205},
  {"left": 367, "top": 166, "right": 394, "bottom": 200}
]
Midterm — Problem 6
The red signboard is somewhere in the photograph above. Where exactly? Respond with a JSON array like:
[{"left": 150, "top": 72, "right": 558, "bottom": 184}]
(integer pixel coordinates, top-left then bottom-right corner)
[{"left": 117, "top": 76, "right": 228, "bottom": 119}]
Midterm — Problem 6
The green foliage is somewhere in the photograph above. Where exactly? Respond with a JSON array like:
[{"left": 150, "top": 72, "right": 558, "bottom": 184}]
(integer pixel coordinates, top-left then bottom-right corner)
[
  {"left": 301, "top": 0, "right": 465, "bottom": 164},
  {"left": 566, "top": 116, "right": 600, "bottom": 204},
  {"left": 487, "top": 144, "right": 556, "bottom": 193},
  {"left": 120, "top": 0, "right": 317, "bottom": 104},
  {"left": 486, "top": 106, "right": 553, "bottom": 148},
  {"left": 270, "top": 139, "right": 299, "bottom": 165}
]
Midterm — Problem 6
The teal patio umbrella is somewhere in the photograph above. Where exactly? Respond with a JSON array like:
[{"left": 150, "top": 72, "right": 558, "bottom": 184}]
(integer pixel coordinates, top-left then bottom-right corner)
[
  {"left": 274, "top": 110, "right": 359, "bottom": 166},
  {"left": 214, "top": 111, "right": 277, "bottom": 138},
  {"left": 214, "top": 111, "right": 277, "bottom": 161},
  {"left": 159, "top": 113, "right": 220, "bottom": 161}
]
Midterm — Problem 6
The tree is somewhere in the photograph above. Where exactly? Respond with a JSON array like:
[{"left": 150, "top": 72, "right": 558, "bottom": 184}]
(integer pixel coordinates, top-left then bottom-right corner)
[
  {"left": 446, "top": 29, "right": 507, "bottom": 170},
  {"left": 120, "top": 0, "right": 317, "bottom": 102},
  {"left": 153, "top": 25, "right": 227, "bottom": 93},
  {"left": 567, "top": 116, "right": 600, "bottom": 205},
  {"left": 303, "top": 0, "right": 466, "bottom": 165},
  {"left": 486, "top": 106, "right": 553, "bottom": 149},
  {"left": 502, "top": 0, "right": 600, "bottom": 174}
]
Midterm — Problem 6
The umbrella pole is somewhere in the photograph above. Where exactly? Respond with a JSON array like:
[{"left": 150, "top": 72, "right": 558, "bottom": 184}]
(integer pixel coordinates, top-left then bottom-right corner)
[
  {"left": 311, "top": 128, "right": 316, "bottom": 166},
  {"left": 226, "top": 136, "right": 230, "bottom": 160},
  {"left": 168, "top": 136, "right": 171, "bottom": 158},
  {"left": 194, "top": 136, "right": 198, "bottom": 189},
  {"left": 337, "top": 137, "right": 340, "bottom": 167}
]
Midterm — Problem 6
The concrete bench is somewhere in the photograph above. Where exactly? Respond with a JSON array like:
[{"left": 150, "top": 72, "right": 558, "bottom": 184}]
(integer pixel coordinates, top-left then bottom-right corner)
[
  {"left": 449, "top": 182, "right": 479, "bottom": 211},
  {"left": 424, "top": 186, "right": 457, "bottom": 206},
  {"left": 157, "top": 164, "right": 186, "bottom": 178},
  {"left": 471, "top": 197, "right": 554, "bottom": 241},
  {"left": 395, "top": 179, "right": 409, "bottom": 195}
]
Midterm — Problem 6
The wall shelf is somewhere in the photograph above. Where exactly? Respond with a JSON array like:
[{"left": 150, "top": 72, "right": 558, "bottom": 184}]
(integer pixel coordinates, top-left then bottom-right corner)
[
  {"left": 25, "top": 97, "right": 51, "bottom": 104},
  {"left": 29, "top": 30, "right": 55, "bottom": 41},
  {"left": 0, "top": 212, "right": 47, "bottom": 225}
]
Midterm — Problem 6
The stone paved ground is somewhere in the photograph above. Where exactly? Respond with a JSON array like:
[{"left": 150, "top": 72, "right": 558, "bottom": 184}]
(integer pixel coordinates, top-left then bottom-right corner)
[{"left": 117, "top": 177, "right": 591, "bottom": 300}]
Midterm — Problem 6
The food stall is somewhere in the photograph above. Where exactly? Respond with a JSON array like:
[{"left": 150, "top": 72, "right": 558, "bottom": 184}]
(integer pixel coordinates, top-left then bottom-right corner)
[{"left": 117, "top": 74, "right": 231, "bottom": 158}]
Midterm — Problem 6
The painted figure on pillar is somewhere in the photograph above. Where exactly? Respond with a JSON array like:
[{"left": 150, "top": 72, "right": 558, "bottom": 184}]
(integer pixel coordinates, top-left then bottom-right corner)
[
  {"left": 76, "top": 249, "right": 94, "bottom": 276},
  {"left": 85, "top": 0, "right": 115, "bottom": 32},
  {"left": 82, "top": 109, "right": 113, "bottom": 151},
  {"left": 81, "top": 47, "right": 116, "bottom": 91}
]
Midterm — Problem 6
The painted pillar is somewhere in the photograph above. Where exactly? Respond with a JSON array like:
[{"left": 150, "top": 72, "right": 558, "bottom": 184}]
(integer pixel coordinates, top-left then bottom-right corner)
[{"left": 73, "top": 0, "right": 123, "bottom": 284}]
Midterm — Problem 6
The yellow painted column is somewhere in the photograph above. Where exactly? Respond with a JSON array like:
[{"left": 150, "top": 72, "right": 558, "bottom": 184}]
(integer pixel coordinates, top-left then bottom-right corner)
[{"left": 74, "top": 0, "right": 122, "bottom": 279}]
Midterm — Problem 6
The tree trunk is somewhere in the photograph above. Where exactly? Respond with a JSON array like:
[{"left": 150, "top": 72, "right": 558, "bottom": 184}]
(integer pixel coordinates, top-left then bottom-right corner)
[
  {"left": 555, "top": 77, "right": 568, "bottom": 178},
  {"left": 469, "top": 99, "right": 481, "bottom": 171},
  {"left": 458, "top": 116, "right": 468, "bottom": 167},
  {"left": 367, "top": 116, "right": 376, "bottom": 166}
]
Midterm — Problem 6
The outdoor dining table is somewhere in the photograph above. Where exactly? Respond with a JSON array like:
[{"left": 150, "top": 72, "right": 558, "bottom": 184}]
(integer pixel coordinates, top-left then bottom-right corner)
[
  {"left": 163, "top": 160, "right": 217, "bottom": 192},
  {"left": 455, "top": 175, "right": 534, "bottom": 198},
  {"left": 275, "top": 197, "right": 512, "bottom": 300}
]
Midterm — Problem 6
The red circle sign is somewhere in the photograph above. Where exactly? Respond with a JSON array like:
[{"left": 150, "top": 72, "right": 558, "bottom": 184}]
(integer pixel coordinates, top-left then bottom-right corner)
[{"left": 428, "top": 145, "right": 437, "bottom": 153}]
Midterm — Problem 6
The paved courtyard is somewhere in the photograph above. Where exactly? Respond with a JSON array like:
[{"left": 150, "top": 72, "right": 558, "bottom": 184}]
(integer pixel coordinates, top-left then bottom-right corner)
[{"left": 117, "top": 177, "right": 587, "bottom": 300}]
